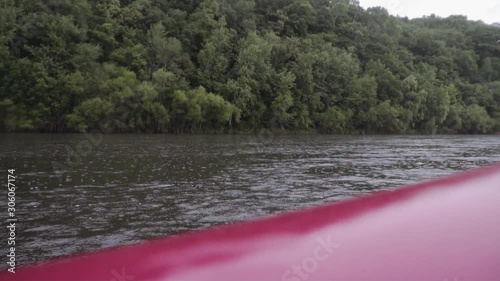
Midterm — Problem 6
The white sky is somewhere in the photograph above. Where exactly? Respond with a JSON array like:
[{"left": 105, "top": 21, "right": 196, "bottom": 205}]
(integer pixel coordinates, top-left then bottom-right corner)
[{"left": 358, "top": 0, "right": 500, "bottom": 24}]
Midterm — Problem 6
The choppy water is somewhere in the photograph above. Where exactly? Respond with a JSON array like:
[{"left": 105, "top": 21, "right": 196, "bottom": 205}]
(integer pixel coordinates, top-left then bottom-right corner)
[{"left": 0, "top": 134, "right": 499, "bottom": 267}]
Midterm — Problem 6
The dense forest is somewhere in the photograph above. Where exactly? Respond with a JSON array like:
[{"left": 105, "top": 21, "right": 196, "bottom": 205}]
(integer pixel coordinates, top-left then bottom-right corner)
[{"left": 1, "top": 0, "right": 499, "bottom": 134}]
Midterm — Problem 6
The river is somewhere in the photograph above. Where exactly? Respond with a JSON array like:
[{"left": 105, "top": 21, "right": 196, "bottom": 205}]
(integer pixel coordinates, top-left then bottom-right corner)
[{"left": 0, "top": 134, "right": 499, "bottom": 267}]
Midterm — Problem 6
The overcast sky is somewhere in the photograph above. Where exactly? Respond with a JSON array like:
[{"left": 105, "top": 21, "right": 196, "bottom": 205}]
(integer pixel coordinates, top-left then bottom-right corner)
[{"left": 358, "top": 0, "right": 500, "bottom": 24}]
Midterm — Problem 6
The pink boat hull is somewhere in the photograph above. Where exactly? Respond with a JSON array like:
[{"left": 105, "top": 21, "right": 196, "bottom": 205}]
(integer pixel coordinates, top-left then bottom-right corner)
[{"left": 3, "top": 164, "right": 500, "bottom": 281}]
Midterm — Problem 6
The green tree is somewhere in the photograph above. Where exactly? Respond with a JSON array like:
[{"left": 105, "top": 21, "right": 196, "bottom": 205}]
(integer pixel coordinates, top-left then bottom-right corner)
[{"left": 1, "top": 0, "right": 499, "bottom": 134}]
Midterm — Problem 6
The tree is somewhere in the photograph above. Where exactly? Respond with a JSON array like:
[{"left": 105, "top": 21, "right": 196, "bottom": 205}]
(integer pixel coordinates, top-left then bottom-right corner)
[
  {"left": 462, "top": 104, "right": 494, "bottom": 134},
  {"left": 197, "top": 27, "right": 236, "bottom": 94},
  {"left": 1, "top": 0, "right": 499, "bottom": 134},
  {"left": 368, "top": 101, "right": 405, "bottom": 134},
  {"left": 67, "top": 97, "right": 114, "bottom": 132}
]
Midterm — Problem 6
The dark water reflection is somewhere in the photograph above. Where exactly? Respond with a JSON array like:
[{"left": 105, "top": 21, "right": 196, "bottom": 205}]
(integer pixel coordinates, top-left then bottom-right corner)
[{"left": 0, "top": 134, "right": 499, "bottom": 266}]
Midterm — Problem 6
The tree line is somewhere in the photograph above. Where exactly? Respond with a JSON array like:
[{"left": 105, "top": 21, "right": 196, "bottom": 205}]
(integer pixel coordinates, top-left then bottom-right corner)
[{"left": 1, "top": 0, "right": 499, "bottom": 134}]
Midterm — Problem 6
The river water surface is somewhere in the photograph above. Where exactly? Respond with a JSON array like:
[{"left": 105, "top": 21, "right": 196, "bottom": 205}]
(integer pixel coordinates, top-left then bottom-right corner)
[{"left": 0, "top": 134, "right": 499, "bottom": 267}]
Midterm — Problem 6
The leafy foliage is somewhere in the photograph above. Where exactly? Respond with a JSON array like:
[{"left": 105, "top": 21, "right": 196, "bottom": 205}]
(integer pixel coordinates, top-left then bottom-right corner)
[{"left": 1, "top": 0, "right": 499, "bottom": 134}]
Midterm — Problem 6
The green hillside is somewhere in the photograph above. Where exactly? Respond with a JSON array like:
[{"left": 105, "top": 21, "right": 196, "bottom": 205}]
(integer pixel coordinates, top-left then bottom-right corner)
[{"left": 1, "top": 0, "right": 499, "bottom": 134}]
